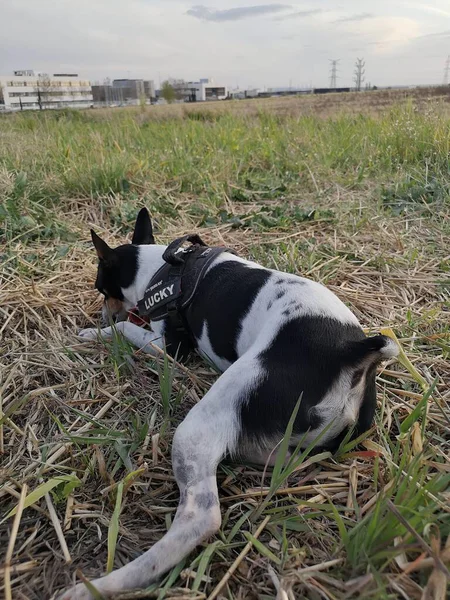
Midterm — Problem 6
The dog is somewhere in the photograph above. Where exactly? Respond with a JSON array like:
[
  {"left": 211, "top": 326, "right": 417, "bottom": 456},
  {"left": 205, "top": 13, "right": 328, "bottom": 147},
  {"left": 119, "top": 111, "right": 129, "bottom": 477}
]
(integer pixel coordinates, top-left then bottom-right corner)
[{"left": 60, "top": 208, "right": 398, "bottom": 599}]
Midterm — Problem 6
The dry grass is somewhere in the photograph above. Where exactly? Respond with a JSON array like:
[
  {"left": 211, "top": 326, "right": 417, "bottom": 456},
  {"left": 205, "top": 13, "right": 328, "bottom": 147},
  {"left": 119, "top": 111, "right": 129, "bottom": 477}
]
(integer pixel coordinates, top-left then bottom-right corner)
[
  {"left": 92, "top": 86, "right": 450, "bottom": 121},
  {"left": 1, "top": 92, "right": 449, "bottom": 599}
]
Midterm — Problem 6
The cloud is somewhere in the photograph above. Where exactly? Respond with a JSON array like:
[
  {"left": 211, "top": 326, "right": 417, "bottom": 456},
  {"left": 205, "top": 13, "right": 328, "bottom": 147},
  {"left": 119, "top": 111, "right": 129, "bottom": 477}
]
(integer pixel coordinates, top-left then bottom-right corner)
[
  {"left": 353, "top": 17, "right": 420, "bottom": 55},
  {"left": 409, "top": 3, "right": 450, "bottom": 18},
  {"left": 0, "top": 1, "right": 444, "bottom": 90},
  {"left": 334, "top": 13, "right": 374, "bottom": 24},
  {"left": 186, "top": 4, "right": 290, "bottom": 22},
  {"left": 415, "top": 29, "right": 450, "bottom": 39},
  {"left": 274, "top": 9, "right": 322, "bottom": 21}
]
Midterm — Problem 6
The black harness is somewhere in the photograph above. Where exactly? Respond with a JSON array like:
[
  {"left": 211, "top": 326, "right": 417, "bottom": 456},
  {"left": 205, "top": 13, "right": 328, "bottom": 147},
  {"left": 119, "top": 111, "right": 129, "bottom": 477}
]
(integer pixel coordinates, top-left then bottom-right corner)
[{"left": 137, "top": 234, "right": 235, "bottom": 342}]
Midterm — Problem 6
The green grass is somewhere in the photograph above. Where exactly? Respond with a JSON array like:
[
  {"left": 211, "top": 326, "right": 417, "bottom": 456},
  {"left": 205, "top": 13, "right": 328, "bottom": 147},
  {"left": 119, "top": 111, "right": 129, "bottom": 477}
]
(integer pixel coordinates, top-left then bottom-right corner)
[
  {"left": 0, "top": 94, "right": 449, "bottom": 599},
  {"left": 1, "top": 99, "right": 449, "bottom": 241}
]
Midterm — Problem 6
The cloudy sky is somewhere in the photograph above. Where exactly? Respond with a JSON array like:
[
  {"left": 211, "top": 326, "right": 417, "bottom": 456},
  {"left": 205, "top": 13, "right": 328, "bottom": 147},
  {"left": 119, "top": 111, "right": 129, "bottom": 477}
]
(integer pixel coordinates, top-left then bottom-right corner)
[{"left": 1, "top": 1, "right": 449, "bottom": 89}]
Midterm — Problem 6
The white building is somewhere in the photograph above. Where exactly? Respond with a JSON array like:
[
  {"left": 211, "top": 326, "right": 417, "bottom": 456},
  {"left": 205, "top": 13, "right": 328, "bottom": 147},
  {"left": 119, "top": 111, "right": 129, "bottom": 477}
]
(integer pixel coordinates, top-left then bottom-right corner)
[
  {"left": 191, "top": 78, "right": 227, "bottom": 101},
  {"left": 229, "top": 88, "right": 260, "bottom": 99},
  {"left": 0, "top": 70, "right": 93, "bottom": 111}
]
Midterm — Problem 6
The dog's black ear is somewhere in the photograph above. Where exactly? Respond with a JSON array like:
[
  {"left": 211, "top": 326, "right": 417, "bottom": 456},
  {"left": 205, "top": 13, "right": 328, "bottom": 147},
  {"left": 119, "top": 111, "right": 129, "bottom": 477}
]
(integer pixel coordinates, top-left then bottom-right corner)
[
  {"left": 91, "top": 230, "right": 113, "bottom": 261},
  {"left": 132, "top": 207, "right": 155, "bottom": 245}
]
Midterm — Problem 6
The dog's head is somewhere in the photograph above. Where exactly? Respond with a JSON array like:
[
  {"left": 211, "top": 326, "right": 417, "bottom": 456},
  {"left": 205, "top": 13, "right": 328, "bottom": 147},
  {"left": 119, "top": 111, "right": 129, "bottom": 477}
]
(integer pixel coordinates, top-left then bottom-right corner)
[{"left": 91, "top": 208, "right": 155, "bottom": 324}]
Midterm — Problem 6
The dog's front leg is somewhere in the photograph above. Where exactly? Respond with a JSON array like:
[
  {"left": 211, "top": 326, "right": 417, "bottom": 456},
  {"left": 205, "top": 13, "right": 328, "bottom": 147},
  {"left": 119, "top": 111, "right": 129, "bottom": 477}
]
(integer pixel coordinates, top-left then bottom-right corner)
[{"left": 78, "top": 322, "right": 163, "bottom": 355}]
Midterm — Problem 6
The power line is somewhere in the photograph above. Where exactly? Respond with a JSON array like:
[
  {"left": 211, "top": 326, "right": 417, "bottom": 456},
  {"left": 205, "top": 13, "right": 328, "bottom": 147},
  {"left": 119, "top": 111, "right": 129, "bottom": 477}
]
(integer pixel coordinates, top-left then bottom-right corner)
[
  {"left": 329, "top": 59, "right": 339, "bottom": 89},
  {"left": 354, "top": 58, "right": 365, "bottom": 91},
  {"left": 443, "top": 55, "right": 450, "bottom": 85}
]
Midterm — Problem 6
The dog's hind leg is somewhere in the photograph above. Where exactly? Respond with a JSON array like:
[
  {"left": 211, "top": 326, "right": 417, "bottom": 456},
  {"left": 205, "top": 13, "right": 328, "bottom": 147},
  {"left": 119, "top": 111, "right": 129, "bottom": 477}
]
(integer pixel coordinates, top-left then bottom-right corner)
[{"left": 58, "top": 356, "right": 257, "bottom": 600}]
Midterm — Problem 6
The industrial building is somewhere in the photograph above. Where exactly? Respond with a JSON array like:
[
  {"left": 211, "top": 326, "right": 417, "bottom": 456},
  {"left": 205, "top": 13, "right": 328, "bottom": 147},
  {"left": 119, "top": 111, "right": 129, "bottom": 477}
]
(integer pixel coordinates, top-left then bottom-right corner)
[
  {"left": 0, "top": 70, "right": 93, "bottom": 111},
  {"left": 158, "top": 78, "right": 227, "bottom": 103},
  {"left": 91, "top": 79, "right": 156, "bottom": 106},
  {"left": 189, "top": 79, "right": 227, "bottom": 101},
  {"left": 173, "top": 78, "right": 227, "bottom": 102},
  {"left": 144, "top": 80, "right": 156, "bottom": 100},
  {"left": 112, "top": 79, "right": 145, "bottom": 102}
]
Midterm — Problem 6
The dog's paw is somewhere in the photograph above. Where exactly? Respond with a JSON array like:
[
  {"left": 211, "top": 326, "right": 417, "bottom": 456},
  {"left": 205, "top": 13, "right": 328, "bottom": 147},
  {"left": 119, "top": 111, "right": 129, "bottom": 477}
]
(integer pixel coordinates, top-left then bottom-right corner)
[{"left": 77, "top": 328, "right": 100, "bottom": 340}]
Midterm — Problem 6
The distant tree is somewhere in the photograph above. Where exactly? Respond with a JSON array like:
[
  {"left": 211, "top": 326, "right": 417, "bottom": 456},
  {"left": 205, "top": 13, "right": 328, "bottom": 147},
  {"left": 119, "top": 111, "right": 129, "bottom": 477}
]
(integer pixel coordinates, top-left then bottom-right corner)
[
  {"left": 171, "top": 79, "right": 187, "bottom": 101},
  {"left": 0, "top": 83, "right": 4, "bottom": 106},
  {"left": 161, "top": 81, "right": 176, "bottom": 104},
  {"left": 37, "top": 73, "right": 52, "bottom": 109}
]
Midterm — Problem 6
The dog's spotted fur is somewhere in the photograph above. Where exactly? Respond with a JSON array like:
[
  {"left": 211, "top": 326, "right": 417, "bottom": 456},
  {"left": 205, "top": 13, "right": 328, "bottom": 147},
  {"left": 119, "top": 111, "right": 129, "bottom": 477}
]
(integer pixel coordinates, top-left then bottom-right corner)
[{"left": 60, "top": 208, "right": 398, "bottom": 599}]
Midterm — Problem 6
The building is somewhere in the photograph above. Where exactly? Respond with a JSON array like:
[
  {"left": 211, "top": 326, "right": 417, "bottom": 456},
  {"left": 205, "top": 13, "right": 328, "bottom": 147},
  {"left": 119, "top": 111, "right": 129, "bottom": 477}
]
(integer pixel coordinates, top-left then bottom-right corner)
[
  {"left": 0, "top": 70, "right": 93, "bottom": 111},
  {"left": 91, "top": 84, "right": 111, "bottom": 104},
  {"left": 168, "top": 78, "right": 227, "bottom": 102},
  {"left": 91, "top": 84, "right": 123, "bottom": 105},
  {"left": 112, "top": 79, "right": 145, "bottom": 103},
  {"left": 313, "top": 88, "right": 351, "bottom": 94},
  {"left": 91, "top": 79, "right": 156, "bottom": 106},
  {"left": 228, "top": 88, "right": 260, "bottom": 100},
  {"left": 144, "top": 80, "right": 156, "bottom": 101},
  {"left": 186, "top": 78, "right": 227, "bottom": 102}
]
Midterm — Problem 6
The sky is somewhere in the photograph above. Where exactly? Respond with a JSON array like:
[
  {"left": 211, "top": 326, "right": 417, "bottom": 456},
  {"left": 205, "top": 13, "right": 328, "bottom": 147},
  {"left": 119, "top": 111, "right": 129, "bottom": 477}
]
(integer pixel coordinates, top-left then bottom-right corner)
[{"left": 1, "top": 1, "right": 449, "bottom": 89}]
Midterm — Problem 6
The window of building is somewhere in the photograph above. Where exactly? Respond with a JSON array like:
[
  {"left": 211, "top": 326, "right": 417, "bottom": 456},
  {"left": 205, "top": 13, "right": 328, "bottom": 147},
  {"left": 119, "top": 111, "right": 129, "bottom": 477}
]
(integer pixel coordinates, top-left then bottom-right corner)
[{"left": 11, "top": 101, "right": 39, "bottom": 107}]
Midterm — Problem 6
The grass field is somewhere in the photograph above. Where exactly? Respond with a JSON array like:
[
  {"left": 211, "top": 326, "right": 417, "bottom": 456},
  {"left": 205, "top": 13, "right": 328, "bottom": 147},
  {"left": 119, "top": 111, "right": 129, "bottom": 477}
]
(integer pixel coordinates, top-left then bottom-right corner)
[{"left": 1, "top": 90, "right": 450, "bottom": 600}]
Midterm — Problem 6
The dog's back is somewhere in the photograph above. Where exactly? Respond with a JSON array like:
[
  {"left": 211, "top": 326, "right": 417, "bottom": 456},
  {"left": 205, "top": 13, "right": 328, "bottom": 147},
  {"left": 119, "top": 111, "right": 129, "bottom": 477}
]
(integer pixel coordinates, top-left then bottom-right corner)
[{"left": 183, "top": 253, "right": 396, "bottom": 452}]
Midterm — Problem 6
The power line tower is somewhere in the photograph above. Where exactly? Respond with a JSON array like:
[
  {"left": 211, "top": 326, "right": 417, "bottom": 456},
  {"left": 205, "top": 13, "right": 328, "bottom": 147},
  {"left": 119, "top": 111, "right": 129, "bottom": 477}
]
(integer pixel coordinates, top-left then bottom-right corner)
[
  {"left": 329, "top": 59, "right": 339, "bottom": 89},
  {"left": 443, "top": 55, "right": 450, "bottom": 85},
  {"left": 354, "top": 58, "right": 365, "bottom": 91}
]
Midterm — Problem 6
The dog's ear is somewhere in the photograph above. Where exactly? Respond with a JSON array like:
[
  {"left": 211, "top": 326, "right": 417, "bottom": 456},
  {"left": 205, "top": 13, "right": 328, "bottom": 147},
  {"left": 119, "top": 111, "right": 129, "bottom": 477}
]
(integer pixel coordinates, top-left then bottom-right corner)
[
  {"left": 132, "top": 207, "right": 155, "bottom": 245},
  {"left": 91, "top": 230, "right": 113, "bottom": 261}
]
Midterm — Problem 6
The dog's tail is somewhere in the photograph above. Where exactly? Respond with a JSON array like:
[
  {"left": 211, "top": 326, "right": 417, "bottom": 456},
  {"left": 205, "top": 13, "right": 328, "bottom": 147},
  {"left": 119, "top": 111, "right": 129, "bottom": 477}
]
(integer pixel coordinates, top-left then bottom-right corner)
[{"left": 345, "top": 334, "right": 399, "bottom": 366}]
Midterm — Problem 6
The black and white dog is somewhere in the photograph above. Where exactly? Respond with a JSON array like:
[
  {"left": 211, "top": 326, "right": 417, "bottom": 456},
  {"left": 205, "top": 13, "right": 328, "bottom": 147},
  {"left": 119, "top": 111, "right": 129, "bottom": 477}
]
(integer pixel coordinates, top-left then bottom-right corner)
[{"left": 61, "top": 208, "right": 398, "bottom": 599}]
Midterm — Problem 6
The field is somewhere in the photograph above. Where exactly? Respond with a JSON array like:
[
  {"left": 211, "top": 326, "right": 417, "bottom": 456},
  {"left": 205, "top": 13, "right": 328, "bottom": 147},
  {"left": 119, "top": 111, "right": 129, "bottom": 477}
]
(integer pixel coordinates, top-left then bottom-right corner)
[{"left": 1, "top": 90, "right": 450, "bottom": 600}]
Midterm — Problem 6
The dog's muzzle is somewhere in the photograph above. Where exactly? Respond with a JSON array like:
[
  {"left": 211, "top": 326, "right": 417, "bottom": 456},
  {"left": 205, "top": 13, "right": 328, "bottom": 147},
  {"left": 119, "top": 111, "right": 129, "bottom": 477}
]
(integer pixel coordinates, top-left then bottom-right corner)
[{"left": 101, "top": 303, "right": 128, "bottom": 327}]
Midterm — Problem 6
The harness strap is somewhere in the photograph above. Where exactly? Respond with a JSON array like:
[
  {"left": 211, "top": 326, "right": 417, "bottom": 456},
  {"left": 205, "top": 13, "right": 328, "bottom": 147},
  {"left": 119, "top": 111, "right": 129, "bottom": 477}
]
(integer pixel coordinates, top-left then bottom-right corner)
[
  {"left": 162, "top": 234, "right": 208, "bottom": 265},
  {"left": 137, "top": 236, "right": 235, "bottom": 337}
]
